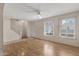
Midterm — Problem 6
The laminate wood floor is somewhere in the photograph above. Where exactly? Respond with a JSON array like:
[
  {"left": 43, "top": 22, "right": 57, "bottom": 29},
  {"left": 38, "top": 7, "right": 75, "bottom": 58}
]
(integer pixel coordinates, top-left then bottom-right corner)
[{"left": 4, "top": 38, "right": 79, "bottom": 56}]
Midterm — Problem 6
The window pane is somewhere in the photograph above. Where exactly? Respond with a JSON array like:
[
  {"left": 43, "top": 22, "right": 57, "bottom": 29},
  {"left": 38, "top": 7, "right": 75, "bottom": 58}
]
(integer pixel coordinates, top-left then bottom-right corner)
[
  {"left": 44, "top": 21, "right": 54, "bottom": 36},
  {"left": 60, "top": 17, "right": 76, "bottom": 38}
]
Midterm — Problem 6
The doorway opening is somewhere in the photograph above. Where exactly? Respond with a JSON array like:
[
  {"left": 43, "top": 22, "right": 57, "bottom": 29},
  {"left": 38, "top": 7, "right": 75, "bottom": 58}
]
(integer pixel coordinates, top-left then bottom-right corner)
[{"left": 21, "top": 22, "right": 28, "bottom": 39}]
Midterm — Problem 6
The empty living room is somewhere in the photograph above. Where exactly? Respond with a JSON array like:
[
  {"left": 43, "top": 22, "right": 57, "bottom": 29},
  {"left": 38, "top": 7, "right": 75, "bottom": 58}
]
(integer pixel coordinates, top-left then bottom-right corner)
[{"left": 0, "top": 1, "right": 79, "bottom": 57}]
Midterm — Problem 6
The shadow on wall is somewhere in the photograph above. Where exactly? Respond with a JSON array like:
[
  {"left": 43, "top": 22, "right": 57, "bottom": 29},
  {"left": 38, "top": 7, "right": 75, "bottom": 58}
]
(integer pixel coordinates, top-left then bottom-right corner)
[
  {"left": 10, "top": 19, "right": 24, "bottom": 39},
  {"left": 11, "top": 19, "right": 28, "bottom": 39}
]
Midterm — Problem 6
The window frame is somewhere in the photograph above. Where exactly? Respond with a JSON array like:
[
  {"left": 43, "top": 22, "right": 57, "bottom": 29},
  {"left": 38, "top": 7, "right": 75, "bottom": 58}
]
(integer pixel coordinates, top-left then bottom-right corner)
[
  {"left": 59, "top": 17, "right": 76, "bottom": 39},
  {"left": 44, "top": 21, "right": 54, "bottom": 36}
]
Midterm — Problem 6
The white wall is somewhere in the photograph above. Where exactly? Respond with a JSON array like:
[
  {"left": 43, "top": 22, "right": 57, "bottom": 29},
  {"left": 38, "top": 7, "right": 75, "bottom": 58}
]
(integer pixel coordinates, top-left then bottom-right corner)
[
  {"left": 3, "top": 3, "right": 31, "bottom": 43},
  {"left": 3, "top": 17, "right": 22, "bottom": 43},
  {"left": 11, "top": 19, "right": 23, "bottom": 37},
  {"left": 29, "top": 11, "right": 79, "bottom": 47},
  {"left": 3, "top": 16, "right": 30, "bottom": 43}
]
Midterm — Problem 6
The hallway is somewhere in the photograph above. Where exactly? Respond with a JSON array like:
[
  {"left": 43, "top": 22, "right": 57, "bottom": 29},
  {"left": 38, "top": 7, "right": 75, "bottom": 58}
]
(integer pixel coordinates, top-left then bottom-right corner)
[{"left": 4, "top": 38, "right": 79, "bottom": 56}]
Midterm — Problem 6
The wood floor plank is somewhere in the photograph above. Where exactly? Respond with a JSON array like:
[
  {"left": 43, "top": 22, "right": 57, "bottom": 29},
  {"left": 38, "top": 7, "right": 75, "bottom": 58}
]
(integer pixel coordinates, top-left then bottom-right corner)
[{"left": 4, "top": 38, "right": 79, "bottom": 56}]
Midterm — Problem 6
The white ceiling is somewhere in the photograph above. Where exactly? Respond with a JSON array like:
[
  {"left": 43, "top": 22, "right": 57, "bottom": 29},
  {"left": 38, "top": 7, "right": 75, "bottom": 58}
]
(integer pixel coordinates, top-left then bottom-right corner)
[{"left": 4, "top": 3, "right": 79, "bottom": 21}]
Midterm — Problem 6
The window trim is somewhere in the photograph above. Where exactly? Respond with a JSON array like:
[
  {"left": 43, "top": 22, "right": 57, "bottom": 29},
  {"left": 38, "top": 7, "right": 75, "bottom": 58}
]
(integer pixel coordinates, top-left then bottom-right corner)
[
  {"left": 59, "top": 17, "right": 76, "bottom": 39},
  {"left": 44, "top": 21, "right": 54, "bottom": 36}
]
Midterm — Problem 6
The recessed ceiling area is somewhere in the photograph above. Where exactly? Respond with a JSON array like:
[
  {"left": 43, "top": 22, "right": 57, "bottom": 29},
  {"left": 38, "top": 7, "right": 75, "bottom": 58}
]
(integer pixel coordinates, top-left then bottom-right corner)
[{"left": 3, "top": 3, "right": 79, "bottom": 21}]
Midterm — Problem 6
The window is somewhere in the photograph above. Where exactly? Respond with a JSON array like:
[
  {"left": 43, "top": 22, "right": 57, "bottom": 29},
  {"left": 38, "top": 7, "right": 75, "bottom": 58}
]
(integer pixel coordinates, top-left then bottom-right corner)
[
  {"left": 44, "top": 21, "right": 54, "bottom": 36},
  {"left": 60, "top": 17, "right": 76, "bottom": 39}
]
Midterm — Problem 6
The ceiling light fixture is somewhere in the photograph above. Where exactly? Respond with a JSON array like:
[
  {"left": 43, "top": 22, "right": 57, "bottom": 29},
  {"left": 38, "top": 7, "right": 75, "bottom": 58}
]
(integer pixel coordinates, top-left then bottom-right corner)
[
  {"left": 25, "top": 5, "right": 42, "bottom": 19},
  {"left": 37, "top": 11, "right": 42, "bottom": 19},
  {"left": 38, "top": 14, "right": 42, "bottom": 19}
]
